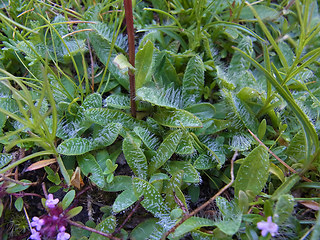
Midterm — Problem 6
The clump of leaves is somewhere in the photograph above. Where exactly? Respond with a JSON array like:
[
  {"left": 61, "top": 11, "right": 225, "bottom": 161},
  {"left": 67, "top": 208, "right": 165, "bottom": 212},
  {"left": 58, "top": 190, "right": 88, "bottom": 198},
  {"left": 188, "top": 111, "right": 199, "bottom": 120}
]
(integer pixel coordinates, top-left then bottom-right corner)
[{"left": 0, "top": 0, "right": 320, "bottom": 240}]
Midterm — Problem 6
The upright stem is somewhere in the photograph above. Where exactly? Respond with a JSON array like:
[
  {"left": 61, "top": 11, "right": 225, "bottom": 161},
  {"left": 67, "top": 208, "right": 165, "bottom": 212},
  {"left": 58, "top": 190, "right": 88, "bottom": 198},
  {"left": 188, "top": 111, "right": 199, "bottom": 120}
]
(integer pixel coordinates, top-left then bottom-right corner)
[{"left": 124, "top": 0, "right": 136, "bottom": 118}]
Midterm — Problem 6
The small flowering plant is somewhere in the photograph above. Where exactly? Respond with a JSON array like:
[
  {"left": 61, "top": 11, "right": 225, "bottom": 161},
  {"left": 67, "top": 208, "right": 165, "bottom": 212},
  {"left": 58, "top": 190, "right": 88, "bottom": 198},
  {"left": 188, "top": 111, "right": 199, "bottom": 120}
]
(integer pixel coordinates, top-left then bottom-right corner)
[
  {"left": 29, "top": 190, "right": 82, "bottom": 240},
  {"left": 257, "top": 216, "right": 279, "bottom": 238}
]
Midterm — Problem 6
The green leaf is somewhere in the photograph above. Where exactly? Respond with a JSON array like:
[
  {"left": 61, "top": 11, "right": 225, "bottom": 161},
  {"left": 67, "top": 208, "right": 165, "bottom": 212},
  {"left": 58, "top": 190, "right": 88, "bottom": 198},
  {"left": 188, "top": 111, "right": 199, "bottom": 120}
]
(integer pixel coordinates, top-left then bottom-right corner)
[
  {"left": 104, "top": 93, "right": 130, "bottom": 110},
  {"left": 274, "top": 194, "right": 295, "bottom": 224},
  {"left": 153, "top": 108, "right": 202, "bottom": 128},
  {"left": 62, "top": 190, "right": 75, "bottom": 210},
  {"left": 136, "top": 86, "right": 182, "bottom": 109},
  {"left": 6, "top": 180, "right": 31, "bottom": 193},
  {"left": 133, "top": 177, "right": 168, "bottom": 215},
  {"left": 103, "top": 175, "right": 132, "bottom": 192},
  {"left": 171, "top": 217, "right": 215, "bottom": 238},
  {"left": 85, "top": 108, "right": 147, "bottom": 130},
  {"left": 175, "top": 131, "right": 194, "bottom": 155},
  {"left": 0, "top": 153, "right": 12, "bottom": 168},
  {"left": 77, "top": 153, "right": 105, "bottom": 188},
  {"left": 57, "top": 138, "right": 93, "bottom": 155},
  {"left": 258, "top": 119, "right": 267, "bottom": 140},
  {"left": 130, "top": 218, "right": 158, "bottom": 240},
  {"left": 135, "top": 41, "right": 154, "bottom": 89},
  {"left": 82, "top": 93, "right": 102, "bottom": 110},
  {"left": 67, "top": 206, "right": 83, "bottom": 218},
  {"left": 149, "top": 130, "right": 183, "bottom": 174},
  {"left": 185, "top": 103, "right": 216, "bottom": 121},
  {"left": 123, "top": 134, "right": 148, "bottom": 179},
  {"left": 0, "top": 200, "right": 3, "bottom": 217},
  {"left": 153, "top": 53, "right": 180, "bottom": 87},
  {"left": 89, "top": 215, "right": 116, "bottom": 240},
  {"left": 166, "top": 161, "right": 200, "bottom": 183},
  {"left": 286, "top": 131, "right": 306, "bottom": 163},
  {"left": 182, "top": 55, "right": 205, "bottom": 107},
  {"left": 193, "top": 154, "right": 217, "bottom": 170},
  {"left": 133, "top": 126, "right": 160, "bottom": 150},
  {"left": 14, "top": 197, "right": 23, "bottom": 212},
  {"left": 269, "top": 163, "right": 285, "bottom": 182},
  {"left": 222, "top": 89, "right": 258, "bottom": 132},
  {"left": 89, "top": 33, "right": 129, "bottom": 90},
  {"left": 92, "top": 123, "right": 122, "bottom": 149},
  {"left": 112, "top": 188, "right": 138, "bottom": 213},
  {"left": 215, "top": 197, "right": 242, "bottom": 235},
  {"left": 234, "top": 146, "right": 269, "bottom": 200},
  {"left": 271, "top": 174, "right": 300, "bottom": 200}
]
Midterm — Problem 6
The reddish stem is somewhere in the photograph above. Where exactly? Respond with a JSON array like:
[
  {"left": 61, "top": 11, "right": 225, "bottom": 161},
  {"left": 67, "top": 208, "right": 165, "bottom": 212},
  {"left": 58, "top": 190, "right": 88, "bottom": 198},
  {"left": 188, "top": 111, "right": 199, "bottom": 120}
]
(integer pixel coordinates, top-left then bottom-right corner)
[{"left": 124, "top": 0, "right": 136, "bottom": 118}]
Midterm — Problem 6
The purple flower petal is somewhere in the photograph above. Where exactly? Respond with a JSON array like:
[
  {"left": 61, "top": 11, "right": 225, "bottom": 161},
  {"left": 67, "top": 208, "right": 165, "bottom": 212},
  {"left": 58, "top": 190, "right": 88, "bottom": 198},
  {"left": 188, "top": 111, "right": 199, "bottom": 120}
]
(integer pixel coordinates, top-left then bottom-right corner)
[
  {"left": 56, "top": 231, "right": 70, "bottom": 240},
  {"left": 46, "top": 194, "right": 59, "bottom": 208},
  {"left": 29, "top": 228, "right": 41, "bottom": 240},
  {"left": 257, "top": 216, "right": 278, "bottom": 237},
  {"left": 31, "top": 217, "right": 45, "bottom": 231}
]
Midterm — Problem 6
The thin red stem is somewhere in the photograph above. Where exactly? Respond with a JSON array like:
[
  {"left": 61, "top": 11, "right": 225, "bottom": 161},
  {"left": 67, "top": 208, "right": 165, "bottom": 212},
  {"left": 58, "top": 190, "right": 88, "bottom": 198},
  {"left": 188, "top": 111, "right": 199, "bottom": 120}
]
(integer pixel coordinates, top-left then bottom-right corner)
[{"left": 124, "top": 0, "right": 136, "bottom": 118}]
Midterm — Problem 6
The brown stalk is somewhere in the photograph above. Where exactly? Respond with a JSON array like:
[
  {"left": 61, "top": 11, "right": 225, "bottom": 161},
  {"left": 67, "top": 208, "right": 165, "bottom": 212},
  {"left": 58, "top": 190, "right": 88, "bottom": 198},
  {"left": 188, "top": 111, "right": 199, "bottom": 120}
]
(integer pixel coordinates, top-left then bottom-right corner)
[
  {"left": 124, "top": 0, "right": 136, "bottom": 118},
  {"left": 162, "top": 151, "right": 238, "bottom": 239},
  {"left": 248, "top": 129, "right": 312, "bottom": 182},
  {"left": 87, "top": 39, "right": 95, "bottom": 92},
  {"left": 113, "top": 196, "right": 143, "bottom": 235}
]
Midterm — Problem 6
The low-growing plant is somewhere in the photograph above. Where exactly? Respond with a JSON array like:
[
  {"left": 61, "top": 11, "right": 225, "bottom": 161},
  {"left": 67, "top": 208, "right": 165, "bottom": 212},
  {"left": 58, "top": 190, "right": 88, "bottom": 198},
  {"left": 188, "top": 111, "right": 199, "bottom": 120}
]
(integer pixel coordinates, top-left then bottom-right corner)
[{"left": 0, "top": 0, "right": 319, "bottom": 239}]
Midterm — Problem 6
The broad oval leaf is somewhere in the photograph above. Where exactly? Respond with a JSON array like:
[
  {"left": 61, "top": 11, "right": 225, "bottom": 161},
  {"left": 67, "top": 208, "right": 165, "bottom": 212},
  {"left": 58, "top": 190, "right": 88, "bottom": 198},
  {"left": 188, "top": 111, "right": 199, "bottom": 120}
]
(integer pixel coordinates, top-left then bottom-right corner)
[
  {"left": 274, "top": 194, "right": 295, "bottom": 224},
  {"left": 112, "top": 188, "right": 138, "bottom": 213},
  {"left": 165, "top": 161, "right": 200, "bottom": 183},
  {"left": 82, "top": 93, "right": 102, "bottom": 110},
  {"left": 130, "top": 218, "right": 158, "bottom": 240},
  {"left": 103, "top": 175, "right": 132, "bottom": 192},
  {"left": 62, "top": 190, "right": 75, "bottom": 210},
  {"left": 133, "top": 177, "right": 168, "bottom": 215},
  {"left": 153, "top": 108, "right": 202, "bottom": 128},
  {"left": 77, "top": 153, "right": 105, "bottom": 188},
  {"left": 123, "top": 135, "right": 148, "bottom": 179},
  {"left": 215, "top": 197, "right": 242, "bottom": 235},
  {"left": 234, "top": 145, "right": 269, "bottom": 200},
  {"left": 171, "top": 217, "right": 215, "bottom": 238},
  {"left": 89, "top": 215, "right": 116, "bottom": 240},
  {"left": 136, "top": 86, "right": 182, "bottom": 109},
  {"left": 57, "top": 138, "right": 93, "bottom": 155},
  {"left": 104, "top": 93, "right": 130, "bottom": 109},
  {"left": 92, "top": 123, "right": 122, "bottom": 148},
  {"left": 0, "top": 153, "right": 12, "bottom": 168},
  {"left": 149, "top": 130, "right": 183, "bottom": 174},
  {"left": 85, "top": 108, "right": 147, "bottom": 130},
  {"left": 133, "top": 126, "right": 160, "bottom": 150}
]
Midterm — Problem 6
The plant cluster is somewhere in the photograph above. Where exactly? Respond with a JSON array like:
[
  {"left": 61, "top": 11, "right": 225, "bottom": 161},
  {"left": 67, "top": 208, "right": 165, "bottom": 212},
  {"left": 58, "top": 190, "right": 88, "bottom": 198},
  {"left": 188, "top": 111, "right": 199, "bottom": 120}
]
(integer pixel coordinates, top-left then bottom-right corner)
[{"left": 0, "top": 0, "right": 319, "bottom": 239}]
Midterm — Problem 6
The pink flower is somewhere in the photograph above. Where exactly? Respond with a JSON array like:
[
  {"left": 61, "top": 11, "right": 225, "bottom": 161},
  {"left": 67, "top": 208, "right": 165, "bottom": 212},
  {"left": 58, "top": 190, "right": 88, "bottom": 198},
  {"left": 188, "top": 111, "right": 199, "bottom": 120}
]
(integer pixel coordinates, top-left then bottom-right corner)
[
  {"left": 56, "top": 226, "right": 70, "bottom": 240},
  {"left": 31, "top": 217, "right": 45, "bottom": 231},
  {"left": 46, "top": 194, "right": 59, "bottom": 208},
  {"left": 29, "top": 228, "right": 41, "bottom": 240},
  {"left": 257, "top": 216, "right": 278, "bottom": 237}
]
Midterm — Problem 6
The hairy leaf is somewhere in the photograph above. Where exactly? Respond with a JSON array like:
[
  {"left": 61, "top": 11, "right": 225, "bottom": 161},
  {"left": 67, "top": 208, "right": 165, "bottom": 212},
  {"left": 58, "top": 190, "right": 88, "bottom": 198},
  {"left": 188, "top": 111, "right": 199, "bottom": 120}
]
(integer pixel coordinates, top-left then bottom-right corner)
[
  {"left": 113, "top": 187, "right": 138, "bottom": 213},
  {"left": 57, "top": 138, "right": 93, "bottom": 155},
  {"left": 182, "top": 55, "right": 205, "bottom": 107},
  {"left": 153, "top": 108, "right": 202, "bottom": 128},
  {"left": 149, "top": 130, "right": 183, "bottom": 174},
  {"left": 123, "top": 134, "right": 148, "bottom": 179},
  {"left": 215, "top": 197, "right": 242, "bottom": 235},
  {"left": 89, "top": 215, "right": 116, "bottom": 240},
  {"left": 133, "top": 177, "right": 168, "bottom": 215}
]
